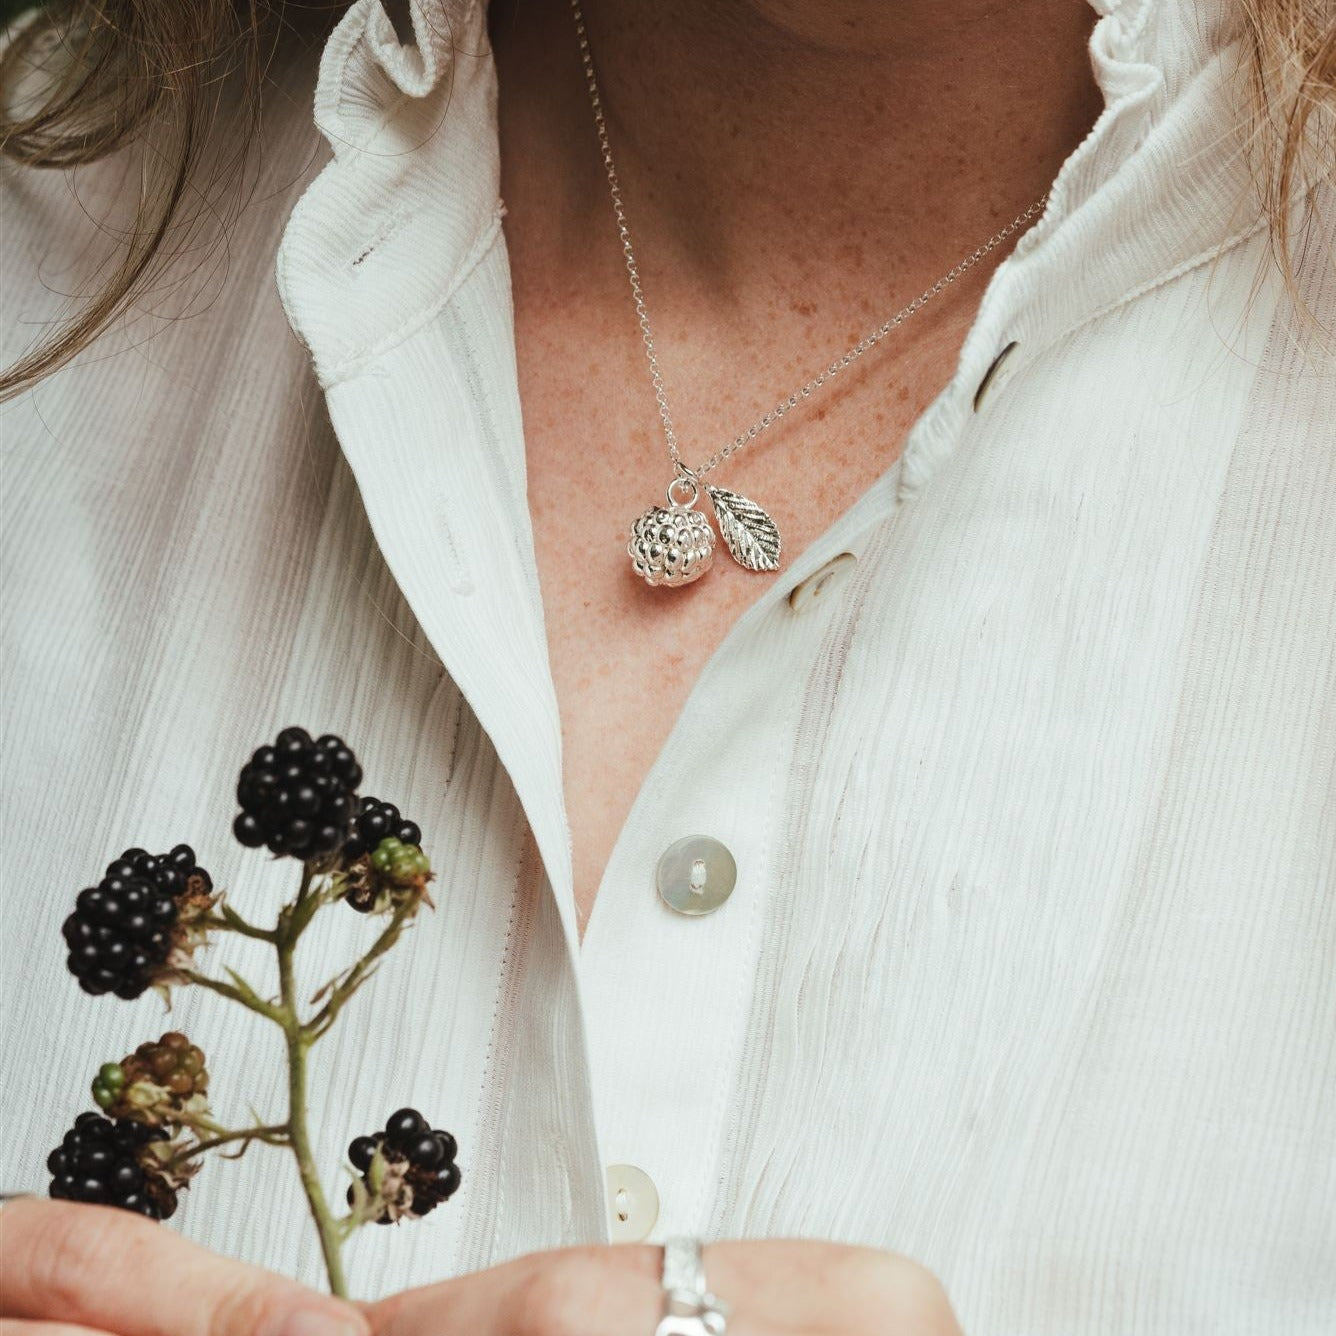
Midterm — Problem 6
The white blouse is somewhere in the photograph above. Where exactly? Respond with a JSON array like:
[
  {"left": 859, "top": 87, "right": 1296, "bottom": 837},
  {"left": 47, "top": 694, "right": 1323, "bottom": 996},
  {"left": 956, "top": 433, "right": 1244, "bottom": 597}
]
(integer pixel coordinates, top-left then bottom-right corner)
[{"left": 2, "top": 0, "right": 1333, "bottom": 1331}]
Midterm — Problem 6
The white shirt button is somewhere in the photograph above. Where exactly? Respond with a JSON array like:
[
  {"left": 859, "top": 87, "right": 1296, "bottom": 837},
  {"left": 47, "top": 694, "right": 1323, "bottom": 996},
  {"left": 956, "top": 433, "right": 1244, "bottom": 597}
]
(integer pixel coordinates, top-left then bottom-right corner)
[
  {"left": 606, "top": 1163, "right": 659, "bottom": 1242},
  {"left": 655, "top": 834, "right": 737, "bottom": 915},
  {"left": 787, "top": 551, "right": 858, "bottom": 614},
  {"left": 972, "top": 340, "right": 1021, "bottom": 411}
]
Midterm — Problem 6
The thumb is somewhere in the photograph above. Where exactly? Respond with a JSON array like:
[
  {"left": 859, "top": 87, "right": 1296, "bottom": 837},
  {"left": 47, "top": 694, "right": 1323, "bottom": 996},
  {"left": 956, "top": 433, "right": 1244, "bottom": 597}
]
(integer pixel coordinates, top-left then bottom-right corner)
[{"left": 0, "top": 1198, "right": 368, "bottom": 1336}]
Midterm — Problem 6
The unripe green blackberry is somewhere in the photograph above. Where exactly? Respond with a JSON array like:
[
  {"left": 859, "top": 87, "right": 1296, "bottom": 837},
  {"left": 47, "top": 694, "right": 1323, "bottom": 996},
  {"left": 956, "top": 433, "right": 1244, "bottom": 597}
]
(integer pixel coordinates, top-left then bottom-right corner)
[
  {"left": 342, "top": 831, "right": 433, "bottom": 914},
  {"left": 369, "top": 837, "right": 431, "bottom": 885},
  {"left": 91, "top": 1062, "right": 126, "bottom": 1110}
]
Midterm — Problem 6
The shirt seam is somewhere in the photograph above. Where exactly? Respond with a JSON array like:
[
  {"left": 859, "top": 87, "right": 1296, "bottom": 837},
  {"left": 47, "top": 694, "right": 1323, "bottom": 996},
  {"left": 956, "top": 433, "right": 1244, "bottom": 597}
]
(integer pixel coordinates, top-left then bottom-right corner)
[{"left": 1040, "top": 210, "right": 1273, "bottom": 354}]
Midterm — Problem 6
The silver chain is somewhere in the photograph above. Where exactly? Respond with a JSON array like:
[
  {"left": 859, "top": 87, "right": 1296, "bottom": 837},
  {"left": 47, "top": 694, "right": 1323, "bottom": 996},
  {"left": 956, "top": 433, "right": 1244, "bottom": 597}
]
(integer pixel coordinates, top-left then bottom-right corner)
[{"left": 571, "top": 0, "right": 1048, "bottom": 484}]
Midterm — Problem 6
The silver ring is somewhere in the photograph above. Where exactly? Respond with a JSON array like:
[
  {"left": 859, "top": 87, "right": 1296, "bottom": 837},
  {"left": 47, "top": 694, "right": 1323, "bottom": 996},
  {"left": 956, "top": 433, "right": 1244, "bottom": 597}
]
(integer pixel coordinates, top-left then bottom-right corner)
[{"left": 654, "top": 1237, "right": 729, "bottom": 1336}]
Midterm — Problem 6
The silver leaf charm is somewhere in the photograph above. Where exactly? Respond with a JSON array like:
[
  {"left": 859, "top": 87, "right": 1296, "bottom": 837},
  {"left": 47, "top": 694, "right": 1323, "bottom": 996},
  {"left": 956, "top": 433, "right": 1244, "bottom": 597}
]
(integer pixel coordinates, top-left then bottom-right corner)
[{"left": 704, "top": 484, "right": 782, "bottom": 572}]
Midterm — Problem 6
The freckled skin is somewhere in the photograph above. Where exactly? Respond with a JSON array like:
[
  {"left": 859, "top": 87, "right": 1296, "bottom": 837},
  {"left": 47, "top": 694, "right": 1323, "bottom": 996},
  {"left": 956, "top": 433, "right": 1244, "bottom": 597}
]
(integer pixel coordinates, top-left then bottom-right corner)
[
  {"left": 490, "top": 0, "right": 1103, "bottom": 934},
  {"left": 516, "top": 290, "right": 977, "bottom": 934}
]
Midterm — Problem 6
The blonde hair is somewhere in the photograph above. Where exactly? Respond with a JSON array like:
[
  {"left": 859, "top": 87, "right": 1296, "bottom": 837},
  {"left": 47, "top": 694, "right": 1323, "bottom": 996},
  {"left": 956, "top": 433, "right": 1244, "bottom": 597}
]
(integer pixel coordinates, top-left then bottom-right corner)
[
  {"left": 0, "top": 0, "right": 1332, "bottom": 400},
  {"left": 1237, "top": 0, "right": 1336, "bottom": 280}
]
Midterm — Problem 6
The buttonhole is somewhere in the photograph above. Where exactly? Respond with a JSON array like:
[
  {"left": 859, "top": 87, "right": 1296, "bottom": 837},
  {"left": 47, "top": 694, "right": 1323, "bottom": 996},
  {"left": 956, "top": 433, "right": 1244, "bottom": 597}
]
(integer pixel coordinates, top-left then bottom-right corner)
[
  {"left": 615, "top": 1187, "right": 630, "bottom": 1222},
  {"left": 349, "top": 205, "right": 412, "bottom": 270}
]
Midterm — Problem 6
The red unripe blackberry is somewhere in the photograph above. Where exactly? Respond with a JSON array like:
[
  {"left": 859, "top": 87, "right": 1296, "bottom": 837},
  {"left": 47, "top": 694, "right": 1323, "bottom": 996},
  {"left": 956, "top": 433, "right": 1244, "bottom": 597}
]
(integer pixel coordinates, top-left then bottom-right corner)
[
  {"left": 62, "top": 845, "right": 213, "bottom": 1000},
  {"left": 94, "top": 1031, "right": 209, "bottom": 1123},
  {"left": 47, "top": 1112, "right": 180, "bottom": 1219},
  {"left": 127, "top": 1031, "right": 208, "bottom": 1095},
  {"left": 345, "top": 1107, "right": 461, "bottom": 1223},
  {"left": 233, "top": 727, "right": 362, "bottom": 860}
]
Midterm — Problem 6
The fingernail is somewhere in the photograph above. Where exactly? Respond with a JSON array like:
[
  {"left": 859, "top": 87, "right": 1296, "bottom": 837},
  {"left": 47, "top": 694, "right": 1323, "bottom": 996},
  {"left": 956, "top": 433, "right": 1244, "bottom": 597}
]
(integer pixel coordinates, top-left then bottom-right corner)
[{"left": 276, "top": 1310, "right": 368, "bottom": 1336}]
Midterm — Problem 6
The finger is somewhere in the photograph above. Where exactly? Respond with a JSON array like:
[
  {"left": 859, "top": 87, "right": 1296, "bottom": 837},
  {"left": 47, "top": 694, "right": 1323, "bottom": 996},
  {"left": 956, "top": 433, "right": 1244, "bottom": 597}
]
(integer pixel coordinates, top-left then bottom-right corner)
[
  {"left": 368, "top": 1246, "right": 665, "bottom": 1336},
  {"left": 706, "top": 1240, "right": 960, "bottom": 1334},
  {"left": 1, "top": 1321, "right": 115, "bottom": 1336},
  {"left": 0, "top": 1198, "right": 368, "bottom": 1336}
]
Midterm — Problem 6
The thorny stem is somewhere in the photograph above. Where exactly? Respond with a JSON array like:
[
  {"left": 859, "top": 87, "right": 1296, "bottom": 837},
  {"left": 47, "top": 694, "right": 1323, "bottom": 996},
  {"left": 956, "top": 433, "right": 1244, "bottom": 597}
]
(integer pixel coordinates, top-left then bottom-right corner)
[
  {"left": 183, "top": 856, "right": 425, "bottom": 1296},
  {"left": 181, "top": 969, "right": 284, "bottom": 1023},
  {"left": 305, "top": 898, "right": 416, "bottom": 1042},
  {"left": 171, "top": 1123, "right": 289, "bottom": 1163},
  {"left": 204, "top": 903, "right": 276, "bottom": 942},
  {"left": 275, "top": 859, "right": 349, "bottom": 1297}
]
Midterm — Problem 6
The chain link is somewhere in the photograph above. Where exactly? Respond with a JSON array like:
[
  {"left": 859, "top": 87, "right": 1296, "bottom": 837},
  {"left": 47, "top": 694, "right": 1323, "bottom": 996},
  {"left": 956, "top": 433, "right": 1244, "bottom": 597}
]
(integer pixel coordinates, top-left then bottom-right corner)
[{"left": 571, "top": 0, "right": 1048, "bottom": 483}]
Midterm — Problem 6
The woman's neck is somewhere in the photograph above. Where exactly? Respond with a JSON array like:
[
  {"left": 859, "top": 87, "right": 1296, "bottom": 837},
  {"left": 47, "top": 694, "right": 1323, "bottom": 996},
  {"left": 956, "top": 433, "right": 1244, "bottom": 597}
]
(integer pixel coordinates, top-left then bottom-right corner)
[{"left": 490, "top": 0, "right": 1103, "bottom": 307}]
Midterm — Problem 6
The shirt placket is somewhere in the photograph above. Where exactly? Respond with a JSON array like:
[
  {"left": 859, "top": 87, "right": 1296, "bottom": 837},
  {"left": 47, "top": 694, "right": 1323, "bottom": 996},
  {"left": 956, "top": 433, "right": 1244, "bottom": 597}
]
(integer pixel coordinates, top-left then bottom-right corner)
[{"left": 577, "top": 465, "right": 912, "bottom": 1241}]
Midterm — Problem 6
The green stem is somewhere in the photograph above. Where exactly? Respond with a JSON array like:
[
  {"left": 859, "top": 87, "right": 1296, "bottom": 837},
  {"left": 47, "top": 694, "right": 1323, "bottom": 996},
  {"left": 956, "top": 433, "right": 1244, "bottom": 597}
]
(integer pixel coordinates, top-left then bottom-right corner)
[
  {"left": 173, "top": 1123, "right": 289, "bottom": 1162},
  {"left": 277, "top": 871, "right": 348, "bottom": 1299},
  {"left": 292, "top": 858, "right": 319, "bottom": 917},
  {"left": 305, "top": 898, "right": 416, "bottom": 1042},
  {"left": 182, "top": 970, "right": 284, "bottom": 1023},
  {"left": 334, "top": 1203, "right": 379, "bottom": 1242},
  {"left": 206, "top": 904, "right": 276, "bottom": 943}
]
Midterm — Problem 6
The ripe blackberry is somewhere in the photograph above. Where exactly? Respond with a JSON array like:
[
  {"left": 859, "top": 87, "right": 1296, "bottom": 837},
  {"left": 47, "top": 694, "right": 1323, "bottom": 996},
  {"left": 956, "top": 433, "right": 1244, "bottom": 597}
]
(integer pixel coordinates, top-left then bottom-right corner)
[
  {"left": 47, "top": 1112, "right": 186, "bottom": 1219},
  {"left": 93, "top": 1031, "right": 209, "bottom": 1124},
  {"left": 342, "top": 796, "right": 422, "bottom": 864},
  {"left": 346, "top": 1107, "right": 461, "bottom": 1224},
  {"left": 233, "top": 727, "right": 362, "bottom": 860},
  {"left": 62, "top": 845, "right": 215, "bottom": 1000}
]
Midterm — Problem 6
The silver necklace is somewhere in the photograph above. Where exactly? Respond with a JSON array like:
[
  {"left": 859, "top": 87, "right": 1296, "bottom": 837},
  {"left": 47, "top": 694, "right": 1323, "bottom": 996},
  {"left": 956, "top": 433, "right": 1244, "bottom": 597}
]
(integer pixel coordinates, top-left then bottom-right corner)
[{"left": 571, "top": 1, "right": 1048, "bottom": 589}]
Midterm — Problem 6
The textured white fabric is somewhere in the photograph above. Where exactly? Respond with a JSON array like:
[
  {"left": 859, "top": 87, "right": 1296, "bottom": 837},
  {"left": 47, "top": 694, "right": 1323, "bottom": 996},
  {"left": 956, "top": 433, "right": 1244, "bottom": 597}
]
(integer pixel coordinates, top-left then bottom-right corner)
[{"left": 2, "top": 0, "right": 1334, "bottom": 1331}]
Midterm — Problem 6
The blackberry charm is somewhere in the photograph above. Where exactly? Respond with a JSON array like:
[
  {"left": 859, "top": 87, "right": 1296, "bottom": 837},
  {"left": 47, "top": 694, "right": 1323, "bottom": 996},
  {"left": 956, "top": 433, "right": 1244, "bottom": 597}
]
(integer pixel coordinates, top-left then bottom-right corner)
[
  {"left": 627, "top": 470, "right": 782, "bottom": 588},
  {"left": 627, "top": 475, "right": 716, "bottom": 588}
]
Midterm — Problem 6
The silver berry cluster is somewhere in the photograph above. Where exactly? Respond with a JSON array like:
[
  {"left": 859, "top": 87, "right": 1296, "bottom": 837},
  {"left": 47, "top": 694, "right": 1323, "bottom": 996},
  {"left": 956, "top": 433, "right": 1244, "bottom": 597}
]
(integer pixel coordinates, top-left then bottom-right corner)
[{"left": 627, "top": 504, "right": 716, "bottom": 587}]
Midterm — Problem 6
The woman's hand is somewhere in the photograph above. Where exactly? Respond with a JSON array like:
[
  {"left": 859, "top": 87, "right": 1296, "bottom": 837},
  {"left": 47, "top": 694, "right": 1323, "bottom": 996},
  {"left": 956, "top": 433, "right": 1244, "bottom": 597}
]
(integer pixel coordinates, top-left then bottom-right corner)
[
  {"left": 0, "top": 1197, "right": 368, "bottom": 1336},
  {"left": 366, "top": 1239, "right": 962, "bottom": 1336}
]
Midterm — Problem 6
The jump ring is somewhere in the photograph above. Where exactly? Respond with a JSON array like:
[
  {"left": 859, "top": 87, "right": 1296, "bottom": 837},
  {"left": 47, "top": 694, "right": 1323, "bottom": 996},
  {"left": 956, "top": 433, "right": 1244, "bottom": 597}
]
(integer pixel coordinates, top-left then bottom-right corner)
[{"left": 666, "top": 475, "right": 699, "bottom": 508}]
